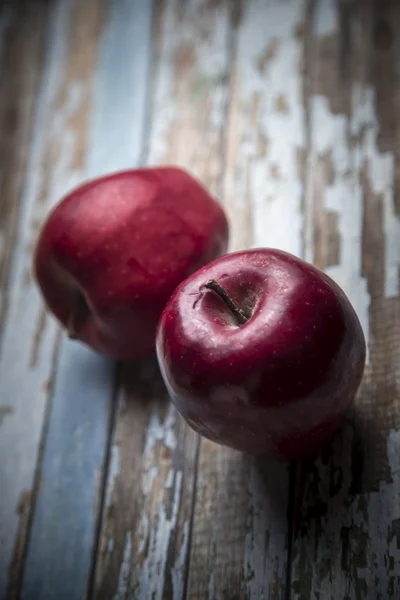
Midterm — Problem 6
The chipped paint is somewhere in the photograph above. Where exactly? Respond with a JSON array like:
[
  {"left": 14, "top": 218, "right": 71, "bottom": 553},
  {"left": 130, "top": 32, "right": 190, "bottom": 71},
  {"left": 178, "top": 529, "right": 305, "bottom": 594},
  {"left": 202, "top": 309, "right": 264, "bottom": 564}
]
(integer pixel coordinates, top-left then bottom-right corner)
[
  {"left": 29, "top": 307, "right": 47, "bottom": 367},
  {"left": 104, "top": 442, "right": 120, "bottom": 509},
  {"left": 304, "top": 94, "right": 370, "bottom": 358},
  {"left": 138, "top": 470, "right": 184, "bottom": 599},
  {"left": 224, "top": 0, "right": 306, "bottom": 256},
  {"left": 350, "top": 85, "right": 400, "bottom": 300},
  {"left": 292, "top": 427, "right": 400, "bottom": 599},
  {"left": 21, "top": 0, "right": 154, "bottom": 598},
  {"left": 94, "top": 1, "right": 231, "bottom": 596},
  {"left": 240, "top": 3, "right": 306, "bottom": 595},
  {"left": 314, "top": 0, "right": 336, "bottom": 37},
  {"left": 291, "top": 0, "right": 400, "bottom": 597},
  {"left": 147, "top": 0, "right": 230, "bottom": 194},
  {"left": 187, "top": 1, "right": 306, "bottom": 597},
  {"left": 4, "top": 0, "right": 400, "bottom": 597},
  {"left": 171, "top": 519, "right": 189, "bottom": 600},
  {"left": 142, "top": 404, "right": 177, "bottom": 458},
  {"left": 114, "top": 531, "right": 132, "bottom": 600},
  {"left": 131, "top": 404, "right": 184, "bottom": 600}
]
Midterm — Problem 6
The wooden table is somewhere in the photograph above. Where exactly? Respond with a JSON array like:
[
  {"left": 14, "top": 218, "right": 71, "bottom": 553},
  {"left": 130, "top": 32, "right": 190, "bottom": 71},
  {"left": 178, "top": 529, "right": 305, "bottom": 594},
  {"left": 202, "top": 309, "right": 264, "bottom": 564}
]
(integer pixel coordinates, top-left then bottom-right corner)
[{"left": 1, "top": 0, "right": 399, "bottom": 598}]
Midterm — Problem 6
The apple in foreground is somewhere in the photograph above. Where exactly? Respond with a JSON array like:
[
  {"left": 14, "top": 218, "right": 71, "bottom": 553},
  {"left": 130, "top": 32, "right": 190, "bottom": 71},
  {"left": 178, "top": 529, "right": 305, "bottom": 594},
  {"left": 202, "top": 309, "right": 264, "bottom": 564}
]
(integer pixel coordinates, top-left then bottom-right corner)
[
  {"left": 34, "top": 167, "right": 229, "bottom": 359},
  {"left": 156, "top": 248, "right": 366, "bottom": 458}
]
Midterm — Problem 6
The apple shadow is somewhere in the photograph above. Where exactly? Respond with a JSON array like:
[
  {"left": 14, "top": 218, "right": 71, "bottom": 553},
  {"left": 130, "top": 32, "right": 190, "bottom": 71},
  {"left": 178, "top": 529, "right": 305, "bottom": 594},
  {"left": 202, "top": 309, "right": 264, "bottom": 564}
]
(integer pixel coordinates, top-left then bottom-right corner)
[
  {"left": 118, "top": 356, "right": 292, "bottom": 526},
  {"left": 288, "top": 397, "right": 384, "bottom": 578},
  {"left": 115, "top": 358, "right": 382, "bottom": 561},
  {"left": 119, "top": 353, "right": 170, "bottom": 411},
  {"left": 251, "top": 452, "right": 292, "bottom": 522}
]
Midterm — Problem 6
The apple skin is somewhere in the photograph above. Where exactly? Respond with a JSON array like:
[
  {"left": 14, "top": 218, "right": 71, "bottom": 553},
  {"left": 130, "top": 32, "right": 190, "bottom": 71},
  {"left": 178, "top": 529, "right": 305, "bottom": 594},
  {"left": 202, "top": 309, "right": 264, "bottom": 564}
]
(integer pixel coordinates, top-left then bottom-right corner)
[
  {"left": 156, "top": 248, "right": 366, "bottom": 459},
  {"left": 34, "top": 167, "right": 229, "bottom": 360}
]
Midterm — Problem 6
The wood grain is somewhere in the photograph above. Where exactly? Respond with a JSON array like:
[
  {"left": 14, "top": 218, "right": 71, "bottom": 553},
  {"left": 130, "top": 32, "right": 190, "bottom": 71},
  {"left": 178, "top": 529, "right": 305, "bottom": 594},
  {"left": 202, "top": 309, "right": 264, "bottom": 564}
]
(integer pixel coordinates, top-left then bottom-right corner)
[
  {"left": 93, "top": 0, "right": 232, "bottom": 597},
  {"left": 19, "top": 1, "right": 154, "bottom": 599},
  {"left": 187, "top": 1, "right": 307, "bottom": 598},
  {"left": 21, "top": 342, "right": 115, "bottom": 600},
  {"left": 0, "top": 0, "right": 47, "bottom": 316},
  {"left": 0, "top": 0, "right": 110, "bottom": 597},
  {"left": 0, "top": 2, "right": 54, "bottom": 597},
  {"left": 291, "top": 1, "right": 400, "bottom": 598},
  {"left": 2, "top": 0, "right": 400, "bottom": 598}
]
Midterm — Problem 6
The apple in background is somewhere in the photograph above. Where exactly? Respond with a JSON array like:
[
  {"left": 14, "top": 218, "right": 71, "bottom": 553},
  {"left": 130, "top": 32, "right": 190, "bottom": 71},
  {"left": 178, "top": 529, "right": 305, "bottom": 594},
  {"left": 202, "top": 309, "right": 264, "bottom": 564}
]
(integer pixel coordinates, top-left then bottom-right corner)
[
  {"left": 34, "top": 167, "right": 229, "bottom": 360},
  {"left": 156, "top": 248, "right": 366, "bottom": 459}
]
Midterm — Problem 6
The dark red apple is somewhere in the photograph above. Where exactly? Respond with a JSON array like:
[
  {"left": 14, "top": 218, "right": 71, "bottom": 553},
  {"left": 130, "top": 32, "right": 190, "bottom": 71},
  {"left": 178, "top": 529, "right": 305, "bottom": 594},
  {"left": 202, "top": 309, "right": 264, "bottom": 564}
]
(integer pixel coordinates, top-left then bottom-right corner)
[
  {"left": 156, "top": 248, "right": 366, "bottom": 458},
  {"left": 34, "top": 167, "right": 229, "bottom": 359}
]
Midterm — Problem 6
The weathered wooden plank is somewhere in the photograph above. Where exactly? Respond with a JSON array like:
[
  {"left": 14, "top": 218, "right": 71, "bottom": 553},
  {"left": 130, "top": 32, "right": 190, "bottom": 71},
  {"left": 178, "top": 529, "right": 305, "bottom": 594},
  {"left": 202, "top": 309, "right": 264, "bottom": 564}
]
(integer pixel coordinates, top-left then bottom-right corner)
[
  {"left": 94, "top": 361, "right": 198, "bottom": 600},
  {"left": 92, "top": 1, "right": 232, "bottom": 597},
  {"left": 0, "top": 0, "right": 109, "bottom": 597},
  {"left": 186, "top": 1, "right": 307, "bottom": 598},
  {"left": 291, "top": 1, "right": 400, "bottom": 598},
  {"left": 0, "top": 0, "right": 47, "bottom": 321},
  {"left": 21, "top": 342, "right": 115, "bottom": 600},
  {"left": 20, "top": 1, "right": 154, "bottom": 599},
  {"left": 0, "top": 0, "right": 48, "bottom": 591},
  {"left": 86, "top": 0, "right": 154, "bottom": 177}
]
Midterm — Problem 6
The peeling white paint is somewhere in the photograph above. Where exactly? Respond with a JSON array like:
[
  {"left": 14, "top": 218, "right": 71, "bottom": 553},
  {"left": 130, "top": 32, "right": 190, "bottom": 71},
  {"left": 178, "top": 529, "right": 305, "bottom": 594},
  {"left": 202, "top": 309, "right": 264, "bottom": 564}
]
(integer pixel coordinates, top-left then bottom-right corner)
[
  {"left": 143, "top": 465, "right": 158, "bottom": 495},
  {"left": 304, "top": 80, "right": 400, "bottom": 363},
  {"left": 193, "top": 1, "right": 306, "bottom": 596},
  {"left": 292, "top": 425, "right": 400, "bottom": 599},
  {"left": 107, "top": 538, "right": 114, "bottom": 554},
  {"left": 230, "top": 0, "right": 306, "bottom": 256},
  {"left": 367, "top": 429, "right": 400, "bottom": 592},
  {"left": 96, "top": 0, "right": 229, "bottom": 596},
  {"left": 125, "top": 401, "right": 187, "bottom": 598},
  {"left": 314, "top": 0, "right": 337, "bottom": 37},
  {"left": 171, "top": 519, "right": 189, "bottom": 600},
  {"left": 242, "top": 0, "right": 305, "bottom": 589},
  {"left": 147, "top": 0, "right": 230, "bottom": 194},
  {"left": 128, "top": 403, "right": 188, "bottom": 598},
  {"left": 350, "top": 85, "right": 400, "bottom": 300},
  {"left": 114, "top": 531, "right": 132, "bottom": 600},
  {"left": 137, "top": 469, "right": 183, "bottom": 600},
  {"left": 143, "top": 403, "right": 177, "bottom": 458},
  {"left": 105, "top": 442, "right": 120, "bottom": 509},
  {"left": 136, "top": 512, "right": 149, "bottom": 559},
  {"left": 305, "top": 94, "right": 371, "bottom": 359},
  {"left": 165, "top": 468, "right": 174, "bottom": 489},
  {"left": 291, "top": 5, "right": 400, "bottom": 594}
]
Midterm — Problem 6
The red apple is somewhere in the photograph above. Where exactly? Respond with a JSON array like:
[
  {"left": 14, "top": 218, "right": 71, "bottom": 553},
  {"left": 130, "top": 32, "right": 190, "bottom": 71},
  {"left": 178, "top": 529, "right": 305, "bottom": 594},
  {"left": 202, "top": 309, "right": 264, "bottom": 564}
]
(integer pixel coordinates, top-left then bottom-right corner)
[
  {"left": 156, "top": 248, "right": 366, "bottom": 458},
  {"left": 34, "top": 167, "right": 229, "bottom": 359}
]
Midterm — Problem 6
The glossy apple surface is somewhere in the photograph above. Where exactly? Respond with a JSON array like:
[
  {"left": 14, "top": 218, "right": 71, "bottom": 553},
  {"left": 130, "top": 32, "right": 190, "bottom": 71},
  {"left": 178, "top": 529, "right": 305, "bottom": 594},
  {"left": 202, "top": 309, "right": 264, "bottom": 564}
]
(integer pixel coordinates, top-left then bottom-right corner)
[
  {"left": 34, "top": 167, "right": 229, "bottom": 359},
  {"left": 156, "top": 248, "right": 366, "bottom": 458}
]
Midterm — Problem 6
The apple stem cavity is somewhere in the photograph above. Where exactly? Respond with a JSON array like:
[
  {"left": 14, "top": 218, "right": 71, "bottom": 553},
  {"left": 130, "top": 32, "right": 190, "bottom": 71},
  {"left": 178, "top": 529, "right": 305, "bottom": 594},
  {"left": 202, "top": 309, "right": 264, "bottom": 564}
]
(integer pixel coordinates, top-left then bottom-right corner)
[
  {"left": 204, "top": 279, "right": 249, "bottom": 325},
  {"left": 68, "top": 291, "right": 89, "bottom": 339}
]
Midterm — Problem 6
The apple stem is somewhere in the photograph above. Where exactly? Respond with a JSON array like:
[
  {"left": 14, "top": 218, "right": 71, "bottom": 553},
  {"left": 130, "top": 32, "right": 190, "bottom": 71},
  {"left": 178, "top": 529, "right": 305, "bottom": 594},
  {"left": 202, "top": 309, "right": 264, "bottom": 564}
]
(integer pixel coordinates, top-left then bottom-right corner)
[
  {"left": 204, "top": 279, "right": 249, "bottom": 325},
  {"left": 68, "top": 291, "right": 89, "bottom": 339}
]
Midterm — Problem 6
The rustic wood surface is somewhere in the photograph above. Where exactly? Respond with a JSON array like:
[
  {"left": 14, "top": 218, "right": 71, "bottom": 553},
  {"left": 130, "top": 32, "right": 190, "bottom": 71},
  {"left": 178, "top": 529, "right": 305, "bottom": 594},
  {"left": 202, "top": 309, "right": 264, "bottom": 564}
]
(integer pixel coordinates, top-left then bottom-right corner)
[{"left": 0, "top": 0, "right": 399, "bottom": 599}]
